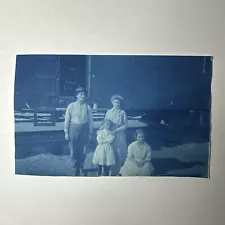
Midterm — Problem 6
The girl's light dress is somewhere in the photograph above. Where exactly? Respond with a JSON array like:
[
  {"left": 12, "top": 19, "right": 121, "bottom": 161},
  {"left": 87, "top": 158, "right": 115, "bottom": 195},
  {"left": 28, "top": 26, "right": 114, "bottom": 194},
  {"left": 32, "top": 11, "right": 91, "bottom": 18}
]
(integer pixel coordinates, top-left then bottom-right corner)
[
  {"left": 105, "top": 108, "right": 128, "bottom": 175},
  {"left": 120, "top": 141, "right": 154, "bottom": 176},
  {"left": 92, "top": 129, "right": 115, "bottom": 166}
]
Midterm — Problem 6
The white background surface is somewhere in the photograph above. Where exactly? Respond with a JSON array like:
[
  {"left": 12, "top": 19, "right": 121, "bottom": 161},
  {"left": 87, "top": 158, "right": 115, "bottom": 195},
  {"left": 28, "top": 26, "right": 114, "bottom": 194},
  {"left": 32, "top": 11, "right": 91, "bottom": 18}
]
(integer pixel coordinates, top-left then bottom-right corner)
[{"left": 0, "top": 0, "right": 225, "bottom": 224}]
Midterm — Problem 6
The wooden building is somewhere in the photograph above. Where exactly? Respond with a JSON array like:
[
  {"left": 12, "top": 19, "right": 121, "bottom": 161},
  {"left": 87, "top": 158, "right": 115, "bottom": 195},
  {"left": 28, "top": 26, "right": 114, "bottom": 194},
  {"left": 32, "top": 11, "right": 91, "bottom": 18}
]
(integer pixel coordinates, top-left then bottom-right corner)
[
  {"left": 14, "top": 55, "right": 212, "bottom": 161},
  {"left": 14, "top": 55, "right": 212, "bottom": 111}
]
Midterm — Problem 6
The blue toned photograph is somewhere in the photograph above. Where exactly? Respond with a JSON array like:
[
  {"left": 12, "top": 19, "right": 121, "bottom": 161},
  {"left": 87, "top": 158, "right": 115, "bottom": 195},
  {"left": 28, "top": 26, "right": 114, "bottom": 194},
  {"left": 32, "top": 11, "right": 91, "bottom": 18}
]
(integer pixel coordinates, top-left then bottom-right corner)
[{"left": 14, "top": 55, "right": 212, "bottom": 178}]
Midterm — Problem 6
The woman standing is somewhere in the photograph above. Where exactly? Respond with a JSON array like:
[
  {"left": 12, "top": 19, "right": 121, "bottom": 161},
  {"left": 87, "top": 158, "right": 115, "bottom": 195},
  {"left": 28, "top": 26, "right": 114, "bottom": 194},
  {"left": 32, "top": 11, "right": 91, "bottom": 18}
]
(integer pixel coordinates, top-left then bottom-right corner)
[{"left": 105, "top": 95, "right": 128, "bottom": 176}]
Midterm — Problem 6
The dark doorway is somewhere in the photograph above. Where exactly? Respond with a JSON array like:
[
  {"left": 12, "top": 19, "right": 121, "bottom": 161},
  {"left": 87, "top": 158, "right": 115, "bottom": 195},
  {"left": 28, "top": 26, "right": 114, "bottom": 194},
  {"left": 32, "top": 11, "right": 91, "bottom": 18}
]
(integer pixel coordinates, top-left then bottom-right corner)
[{"left": 59, "top": 55, "right": 87, "bottom": 97}]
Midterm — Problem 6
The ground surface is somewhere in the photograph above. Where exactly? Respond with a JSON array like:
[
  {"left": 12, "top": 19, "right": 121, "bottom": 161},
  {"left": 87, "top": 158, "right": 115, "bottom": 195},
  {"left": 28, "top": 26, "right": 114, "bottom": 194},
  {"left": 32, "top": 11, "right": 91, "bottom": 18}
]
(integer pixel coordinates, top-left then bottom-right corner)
[{"left": 15, "top": 142, "right": 209, "bottom": 178}]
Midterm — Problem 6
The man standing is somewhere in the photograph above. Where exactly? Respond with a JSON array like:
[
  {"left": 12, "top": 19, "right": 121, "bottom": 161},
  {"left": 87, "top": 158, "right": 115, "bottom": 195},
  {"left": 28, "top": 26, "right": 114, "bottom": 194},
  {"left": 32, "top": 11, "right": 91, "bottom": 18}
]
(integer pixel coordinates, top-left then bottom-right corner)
[{"left": 64, "top": 87, "right": 93, "bottom": 176}]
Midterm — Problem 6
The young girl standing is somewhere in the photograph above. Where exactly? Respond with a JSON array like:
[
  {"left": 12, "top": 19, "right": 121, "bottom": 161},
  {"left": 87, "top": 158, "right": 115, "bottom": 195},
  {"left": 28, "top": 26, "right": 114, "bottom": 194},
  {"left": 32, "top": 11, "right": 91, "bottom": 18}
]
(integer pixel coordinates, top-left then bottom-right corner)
[
  {"left": 120, "top": 129, "right": 154, "bottom": 176},
  {"left": 93, "top": 119, "right": 115, "bottom": 176}
]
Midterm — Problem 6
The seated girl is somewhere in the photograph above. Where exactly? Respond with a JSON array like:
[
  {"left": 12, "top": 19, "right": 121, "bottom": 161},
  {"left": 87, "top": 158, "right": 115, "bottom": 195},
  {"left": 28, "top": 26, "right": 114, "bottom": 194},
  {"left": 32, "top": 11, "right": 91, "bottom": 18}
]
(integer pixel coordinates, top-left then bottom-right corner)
[
  {"left": 92, "top": 119, "right": 115, "bottom": 176},
  {"left": 120, "top": 129, "right": 154, "bottom": 176}
]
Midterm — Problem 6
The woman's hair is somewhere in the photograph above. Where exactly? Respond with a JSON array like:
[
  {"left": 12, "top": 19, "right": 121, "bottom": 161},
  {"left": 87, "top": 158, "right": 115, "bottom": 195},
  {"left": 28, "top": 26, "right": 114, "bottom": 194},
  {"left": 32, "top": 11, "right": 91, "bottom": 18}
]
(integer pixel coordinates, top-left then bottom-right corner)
[
  {"left": 134, "top": 129, "right": 145, "bottom": 139},
  {"left": 111, "top": 94, "right": 123, "bottom": 103}
]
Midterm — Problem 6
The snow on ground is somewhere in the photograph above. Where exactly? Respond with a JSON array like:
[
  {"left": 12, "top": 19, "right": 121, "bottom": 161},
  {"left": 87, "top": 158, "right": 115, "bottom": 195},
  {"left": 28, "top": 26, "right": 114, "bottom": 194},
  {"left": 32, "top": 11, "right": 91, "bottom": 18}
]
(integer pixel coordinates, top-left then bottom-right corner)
[
  {"left": 165, "top": 165, "right": 208, "bottom": 177},
  {"left": 16, "top": 154, "right": 75, "bottom": 176},
  {"left": 15, "top": 142, "right": 210, "bottom": 177},
  {"left": 152, "top": 142, "right": 210, "bottom": 163}
]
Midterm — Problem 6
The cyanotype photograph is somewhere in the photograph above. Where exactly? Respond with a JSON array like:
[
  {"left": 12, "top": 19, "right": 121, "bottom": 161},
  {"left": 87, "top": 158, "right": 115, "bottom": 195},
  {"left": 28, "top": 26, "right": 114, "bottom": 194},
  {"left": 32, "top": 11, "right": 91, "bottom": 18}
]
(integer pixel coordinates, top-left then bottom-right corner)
[{"left": 14, "top": 55, "right": 212, "bottom": 178}]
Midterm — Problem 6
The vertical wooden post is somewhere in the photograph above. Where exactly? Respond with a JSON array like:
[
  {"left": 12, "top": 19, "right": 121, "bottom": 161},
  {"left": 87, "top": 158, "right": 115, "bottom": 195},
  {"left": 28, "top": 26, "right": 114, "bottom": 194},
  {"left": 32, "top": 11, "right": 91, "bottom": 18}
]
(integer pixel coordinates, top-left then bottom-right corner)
[
  {"left": 86, "top": 55, "right": 92, "bottom": 99},
  {"left": 56, "top": 55, "right": 61, "bottom": 100},
  {"left": 203, "top": 56, "right": 206, "bottom": 74}
]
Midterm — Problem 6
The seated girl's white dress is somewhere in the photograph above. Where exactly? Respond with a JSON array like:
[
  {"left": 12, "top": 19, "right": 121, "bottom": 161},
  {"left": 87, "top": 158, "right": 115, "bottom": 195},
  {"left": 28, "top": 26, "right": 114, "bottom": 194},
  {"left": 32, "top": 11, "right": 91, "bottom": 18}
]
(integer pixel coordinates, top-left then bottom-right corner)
[
  {"left": 120, "top": 141, "right": 154, "bottom": 176},
  {"left": 93, "top": 129, "right": 115, "bottom": 166}
]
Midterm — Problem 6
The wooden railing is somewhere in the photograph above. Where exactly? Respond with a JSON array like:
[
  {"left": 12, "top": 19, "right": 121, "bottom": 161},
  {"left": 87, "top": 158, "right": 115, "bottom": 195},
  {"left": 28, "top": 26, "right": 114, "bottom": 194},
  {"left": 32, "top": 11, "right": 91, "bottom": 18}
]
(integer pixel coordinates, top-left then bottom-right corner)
[{"left": 14, "top": 108, "right": 142, "bottom": 124}]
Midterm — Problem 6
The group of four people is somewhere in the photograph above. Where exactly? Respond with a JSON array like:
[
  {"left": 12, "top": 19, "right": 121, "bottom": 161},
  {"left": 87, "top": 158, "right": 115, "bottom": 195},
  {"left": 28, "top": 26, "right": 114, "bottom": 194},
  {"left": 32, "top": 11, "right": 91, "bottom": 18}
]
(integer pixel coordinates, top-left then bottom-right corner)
[{"left": 64, "top": 87, "right": 154, "bottom": 176}]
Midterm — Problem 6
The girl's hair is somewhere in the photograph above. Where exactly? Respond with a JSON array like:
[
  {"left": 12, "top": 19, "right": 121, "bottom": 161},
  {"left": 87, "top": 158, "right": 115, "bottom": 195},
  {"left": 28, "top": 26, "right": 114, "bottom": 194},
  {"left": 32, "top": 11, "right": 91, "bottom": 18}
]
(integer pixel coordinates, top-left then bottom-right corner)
[
  {"left": 103, "top": 119, "right": 113, "bottom": 127},
  {"left": 97, "top": 119, "right": 113, "bottom": 134},
  {"left": 111, "top": 94, "right": 123, "bottom": 102},
  {"left": 134, "top": 129, "right": 145, "bottom": 139}
]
